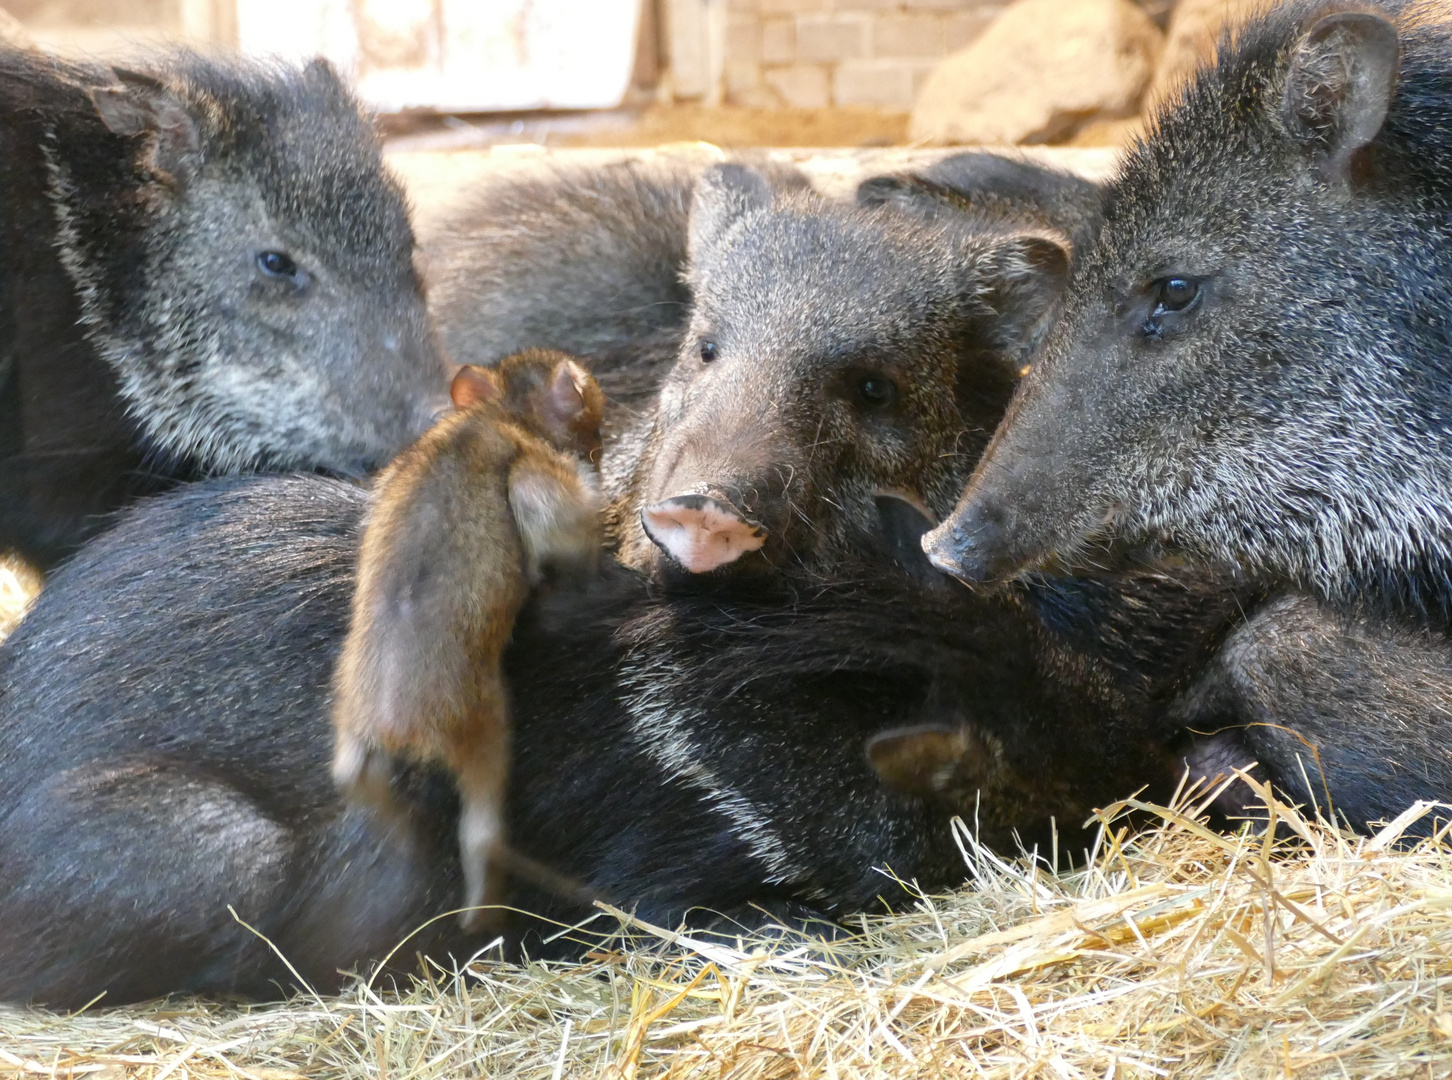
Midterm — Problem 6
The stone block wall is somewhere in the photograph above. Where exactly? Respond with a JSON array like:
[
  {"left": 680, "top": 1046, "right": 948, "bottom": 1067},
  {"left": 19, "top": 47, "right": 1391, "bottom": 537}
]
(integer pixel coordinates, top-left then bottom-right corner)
[{"left": 720, "top": 0, "right": 1008, "bottom": 111}]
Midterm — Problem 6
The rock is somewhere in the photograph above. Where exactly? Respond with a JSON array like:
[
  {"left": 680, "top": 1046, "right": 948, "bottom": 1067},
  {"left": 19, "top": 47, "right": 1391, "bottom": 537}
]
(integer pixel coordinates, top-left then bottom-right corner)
[
  {"left": 1147, "top": 0, "right": 1260, "bottom": 110},
  {"left": 909, "top": 0, "right": 1163, "bottom": 146}
]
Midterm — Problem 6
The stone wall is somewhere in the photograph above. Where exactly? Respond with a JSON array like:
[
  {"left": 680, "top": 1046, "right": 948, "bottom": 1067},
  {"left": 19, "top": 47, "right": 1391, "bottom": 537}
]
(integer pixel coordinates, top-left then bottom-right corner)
[{"left": 716, "top": 0, "right": 1008, "bottom": 111}]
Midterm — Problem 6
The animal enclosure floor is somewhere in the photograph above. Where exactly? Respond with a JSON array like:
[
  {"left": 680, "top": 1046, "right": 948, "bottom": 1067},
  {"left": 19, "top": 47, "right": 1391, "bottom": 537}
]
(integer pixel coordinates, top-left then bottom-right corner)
[{"left": 2, "top": 791, "right": 1449, "bottom": 1078}]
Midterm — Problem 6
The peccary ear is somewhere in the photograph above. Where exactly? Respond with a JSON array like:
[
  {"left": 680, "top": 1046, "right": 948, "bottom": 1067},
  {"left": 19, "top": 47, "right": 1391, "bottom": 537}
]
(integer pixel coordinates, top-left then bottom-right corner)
[
  {"left": 974, "top": 231, "right": 1072, "bottom": 353},
  {"left": 856, "top": 174, "right": 972, "bottom": 224},
  {"left": 302, "top": 56, "right": 346, "bottom": 93},
  {"left": 90, "top": 70, "right": 201, "bottom": 184},
  {"left": 865, "top": 723, "right": 996, "bottom": 801},
  {"left": 1282, "top": 10, "right": 1400, "bottom": 178},
  {"left": 450, "top": 365, "right": 503, "bottom": 410},
  {"left": 688, "top": 164, "right": 773, "bottom": 262}
]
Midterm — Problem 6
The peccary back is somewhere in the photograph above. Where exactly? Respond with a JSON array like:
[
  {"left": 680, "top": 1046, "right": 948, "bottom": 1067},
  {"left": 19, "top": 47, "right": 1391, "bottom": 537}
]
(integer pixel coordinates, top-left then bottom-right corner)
[
  {"left": 858, "top": 151, "right": 1105, "bottom": 258},
  {"left": 0, "top": 473, "right": 1230, "bottom": 1008},
  {"left": 0, "top": 47, "right": 448, "bottom": 568},
  {"left": 427, "top": 159, "right": 699, "bottom": 414}
]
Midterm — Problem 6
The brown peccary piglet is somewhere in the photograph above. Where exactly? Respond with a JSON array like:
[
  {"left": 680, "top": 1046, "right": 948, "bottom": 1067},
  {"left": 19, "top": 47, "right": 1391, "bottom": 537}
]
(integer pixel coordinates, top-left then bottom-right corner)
[{"left": 332, "top": 349, "right": 604, "bottom": 931}]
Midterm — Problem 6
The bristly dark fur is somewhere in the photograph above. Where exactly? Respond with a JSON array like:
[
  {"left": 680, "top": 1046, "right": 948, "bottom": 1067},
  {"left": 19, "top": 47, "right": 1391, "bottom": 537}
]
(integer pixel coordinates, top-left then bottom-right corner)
[
  {"left": 1174, "top": 591, "right": 1452, "bottom": 835},
  {"left": 0, "top": 473, "right": 1246, "bottom": 1008},
  {"left": 929, "top": 0, "right": 1452, "bottom": 621},
  {"left": 857, "top": 150, "right": 1105, "bottom": 262},
  {"left": 0, "top": 46, "right": 446, "bottom": 568}
]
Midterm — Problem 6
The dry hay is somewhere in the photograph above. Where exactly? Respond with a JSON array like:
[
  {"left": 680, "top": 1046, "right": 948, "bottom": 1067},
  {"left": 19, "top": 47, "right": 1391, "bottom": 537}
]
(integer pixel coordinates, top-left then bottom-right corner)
[
  {"left": 3, "top": 777, "right": 1451, "bottom": 1079},
  {"left": 0, "top": 556, "right": 39, "bottom": 642}
]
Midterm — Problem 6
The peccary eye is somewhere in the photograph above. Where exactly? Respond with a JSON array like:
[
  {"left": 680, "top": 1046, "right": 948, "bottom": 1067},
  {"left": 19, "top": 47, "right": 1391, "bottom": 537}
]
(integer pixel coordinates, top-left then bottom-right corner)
[
  {"left": 257, "top": 250, "right": 302, "bottom": 281},
  {"left": 1152, "top": 276, "right": 1200, "bottom": 314},
  {"left": 857, "top": 375, "right": 898, "bottom": 408},
  {"left": 699, "top": 340, "right": 718, "bottom": 363}
]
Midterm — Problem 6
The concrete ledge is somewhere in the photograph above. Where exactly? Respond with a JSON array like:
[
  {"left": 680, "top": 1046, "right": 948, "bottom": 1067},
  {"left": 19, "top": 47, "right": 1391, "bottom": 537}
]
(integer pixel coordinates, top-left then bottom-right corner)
[{"left": 387, "top": 144, "right": 1121, "bottom": 238}]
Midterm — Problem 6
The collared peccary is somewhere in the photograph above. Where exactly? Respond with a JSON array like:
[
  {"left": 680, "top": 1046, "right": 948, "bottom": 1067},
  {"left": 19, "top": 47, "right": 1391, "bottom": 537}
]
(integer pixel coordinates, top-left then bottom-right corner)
[
  {"left": 333, "top": 352, "right": 603, "bottom": 933},
  {"left": 1173, "top": 592, "right": 1452, "bottom": 834},
  {"left": 0, "top": 467, "right": 1190, "bottom": 1010},
  {"left": 914, "top": 0, "right": 1452, "bottom": 830},
  {"left": 0, "top": 47, "right": 449, "bottom": 569},
  {"left": 0, "top": 470, "right": 1243, "bottom": 1008},
  {"left": 611, "top": 162, "right": 1072, "bottom": 577},
  {"left": 922, "top": 0, "right": 1452, "bottom": 619}
]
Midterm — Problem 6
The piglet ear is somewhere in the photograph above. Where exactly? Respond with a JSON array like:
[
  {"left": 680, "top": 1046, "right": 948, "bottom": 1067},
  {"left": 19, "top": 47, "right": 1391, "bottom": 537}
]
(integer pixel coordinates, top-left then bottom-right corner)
[
  {"left": 90, "top": 69, "right": 201, "bottom": 184},
  {"left": 865, "top": 723, "right": 996, "bottom": 800},
  {"left": 974, "top": 230, "right": 1071, "bottom": 354},
  {"left": 450, "top": 365, "right": 502, "bottom": 410},
  {"left": 1283, "top": 10, "right": 1399, "bottom": 179},
  {"left": 541, "top": 358, "right": 605, "bottom": 462},
  {"left": 688, "top": 163, "right": 773, "bottom": 263}
]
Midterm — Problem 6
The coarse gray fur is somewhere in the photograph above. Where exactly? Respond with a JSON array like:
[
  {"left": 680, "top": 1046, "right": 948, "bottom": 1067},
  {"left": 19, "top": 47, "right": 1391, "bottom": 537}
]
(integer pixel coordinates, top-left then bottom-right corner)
[
  {"left": 426, "top": 158, "right": 698, "bottom": 413},
  {"left": 0, "top": 46, "right": 448, "bottom": 564},
  {"left": 611, "top": 162, "right": 1071, "bottom": 578},
  {"left": 924, "top": 0, "right": 1452, "bottom": 619},
  {"left": 857, "top": 151, "right": 1105, "bottom": 262}
]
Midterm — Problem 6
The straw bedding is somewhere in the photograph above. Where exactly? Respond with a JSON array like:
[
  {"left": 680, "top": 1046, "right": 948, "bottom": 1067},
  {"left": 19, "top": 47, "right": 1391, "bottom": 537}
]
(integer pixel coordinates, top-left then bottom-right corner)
[{"left": 2, "top": 776, "right": 1449, "bottom": 1079}]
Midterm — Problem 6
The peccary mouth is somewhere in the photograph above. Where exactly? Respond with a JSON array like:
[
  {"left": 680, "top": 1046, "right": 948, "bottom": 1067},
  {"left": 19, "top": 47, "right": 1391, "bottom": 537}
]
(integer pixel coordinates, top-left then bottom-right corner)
[{"left": 640, "top": 493, "right": 768, "bottom": 574}]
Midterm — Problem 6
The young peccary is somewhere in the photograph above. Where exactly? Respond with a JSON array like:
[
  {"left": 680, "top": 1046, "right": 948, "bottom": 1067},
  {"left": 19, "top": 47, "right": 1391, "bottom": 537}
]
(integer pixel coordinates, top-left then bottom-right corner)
[
  {"left": 0, "top": 47, "right": 449, "bottom": 568},
  {"left": 0, "top": 472, "right": 1241, "bottom": 1008},
  {"left": 924, "top": 0, "right": 1452, "bottom": 619},
  {"left": 334, "top": 350, "right": 603, "bottom": 932},
  {"left": 612, "top": 162, "right": 1072, "bottom": 577}
]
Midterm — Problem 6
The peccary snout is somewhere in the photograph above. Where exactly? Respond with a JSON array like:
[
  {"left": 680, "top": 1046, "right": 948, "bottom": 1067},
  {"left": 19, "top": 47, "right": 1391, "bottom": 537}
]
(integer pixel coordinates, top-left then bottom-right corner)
[
  {"left": 641, "top": 493, "right": 767, "bottom": 573},
  {"left": 921, "top": 500, "right": 1008, "bottom": 585}
]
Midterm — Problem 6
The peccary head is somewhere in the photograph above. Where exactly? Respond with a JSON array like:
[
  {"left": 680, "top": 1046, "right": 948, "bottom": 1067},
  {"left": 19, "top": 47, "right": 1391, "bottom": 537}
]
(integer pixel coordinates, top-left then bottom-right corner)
[
  {"left": 53, "top": 55, "right": 448, "bottom": 474},
  {"left": 619, "top": 163, "right": 1070, "bottom": 578},
  {"left": 925, "top": 1, "right": 1452, "bottom": 613}
]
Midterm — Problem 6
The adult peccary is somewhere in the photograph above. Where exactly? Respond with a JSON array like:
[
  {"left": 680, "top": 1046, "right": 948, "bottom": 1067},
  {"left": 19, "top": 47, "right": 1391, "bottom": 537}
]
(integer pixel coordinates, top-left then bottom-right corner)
[
  {"left": 923, "top": 0, "right": 1452, "bottom": 619},
  {"left": 0, "top": 471, "right": 1244, "bottom": 1008},
  {"left": 612, "top": 162, "right": 1072, "bottom": 576},
  {"left": 334, "top": 353, "right": 603, "bottom": 932},
  {"left": 0, "top": 47, "right": 449, "bottom": 569},
  {"left": 915, "top": 0, "right": 1452, "bottom": 829}
]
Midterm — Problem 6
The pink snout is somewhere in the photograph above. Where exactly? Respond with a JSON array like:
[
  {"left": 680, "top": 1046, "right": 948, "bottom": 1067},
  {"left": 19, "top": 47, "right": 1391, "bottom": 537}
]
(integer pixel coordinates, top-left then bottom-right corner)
[{"left": 640, "top": 495, "right": 767, "bottom": 573}]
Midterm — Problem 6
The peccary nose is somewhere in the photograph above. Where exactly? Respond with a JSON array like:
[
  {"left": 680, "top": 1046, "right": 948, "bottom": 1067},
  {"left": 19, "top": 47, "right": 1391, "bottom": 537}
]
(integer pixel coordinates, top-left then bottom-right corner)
[
  {"left": 641, "top": 495, "right": 767, "bottom": 573},
  {"left": 921, "top": 503, "right": 1008, "bottom": 585}
]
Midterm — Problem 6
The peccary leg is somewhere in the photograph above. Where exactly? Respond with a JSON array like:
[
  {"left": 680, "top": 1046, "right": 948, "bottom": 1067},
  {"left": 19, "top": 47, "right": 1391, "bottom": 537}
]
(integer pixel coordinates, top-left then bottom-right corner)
[
  {"left": 1176, "top": 594, "right": 1452, "bottom": 836},
  {"left": 0, "top": 756, "right": 295, "bottom": 1008}
]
